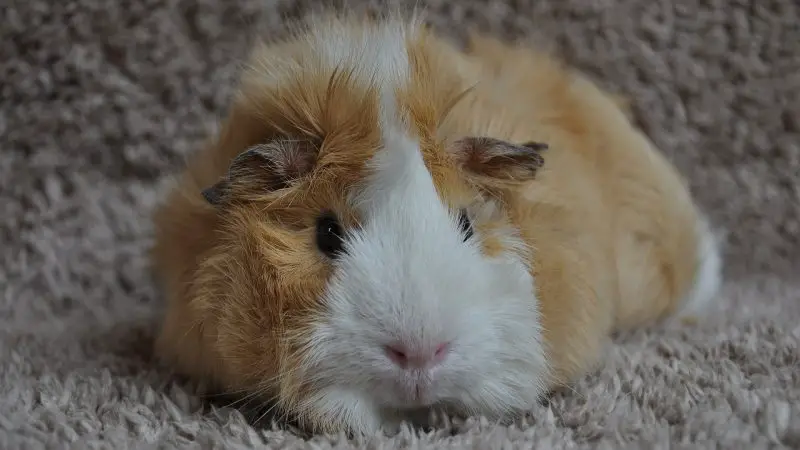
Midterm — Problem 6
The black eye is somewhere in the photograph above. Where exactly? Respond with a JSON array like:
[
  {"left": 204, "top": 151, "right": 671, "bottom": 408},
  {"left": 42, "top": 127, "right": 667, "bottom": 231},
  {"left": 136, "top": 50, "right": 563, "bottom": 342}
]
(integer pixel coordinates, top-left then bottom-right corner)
[
  {"left": 316, "top": 212, "right": 345, "bottom": 258},
  {"left": 458, "top": 209, "right": 473, "bottom": 242}
]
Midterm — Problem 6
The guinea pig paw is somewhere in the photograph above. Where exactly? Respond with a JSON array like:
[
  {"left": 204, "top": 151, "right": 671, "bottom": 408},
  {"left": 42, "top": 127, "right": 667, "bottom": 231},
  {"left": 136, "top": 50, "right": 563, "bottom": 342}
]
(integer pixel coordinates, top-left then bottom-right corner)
[
  {"left": 377, "top": 415, "right": 408, "bottom": 437},
  {"left": 339, "top": 405, "right": 411, "bottom": 437},
  {"left": 305, "top": 389, "right": 388, "bottom": 437}
]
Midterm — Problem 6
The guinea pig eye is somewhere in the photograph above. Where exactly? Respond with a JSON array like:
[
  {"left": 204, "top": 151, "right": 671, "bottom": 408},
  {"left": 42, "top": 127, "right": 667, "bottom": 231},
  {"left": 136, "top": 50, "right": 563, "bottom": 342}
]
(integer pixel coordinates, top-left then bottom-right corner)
[
  {"left": 458, "top": 209, "right": 473, "bottom": 242},
  {"left": 316, "top": 212, "right": 344, "bottom": 258}
]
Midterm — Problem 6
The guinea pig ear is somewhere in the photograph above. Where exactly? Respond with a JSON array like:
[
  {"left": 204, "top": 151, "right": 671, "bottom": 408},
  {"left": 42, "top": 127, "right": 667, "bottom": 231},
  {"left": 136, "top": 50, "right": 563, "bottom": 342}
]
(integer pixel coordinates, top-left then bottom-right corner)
[
  {"left": 202, "top": 140, "right": 317, "bottom": 206},
  {"left": 449, "top": 136, "right": 548, "bottom": 183}
]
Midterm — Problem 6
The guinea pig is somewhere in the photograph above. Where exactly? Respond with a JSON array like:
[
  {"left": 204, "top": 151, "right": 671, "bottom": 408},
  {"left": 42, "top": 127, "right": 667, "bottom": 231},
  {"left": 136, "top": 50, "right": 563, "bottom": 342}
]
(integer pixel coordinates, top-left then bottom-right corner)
[{"left": 150, "top": 11, "right": 723, "bottom": 436}]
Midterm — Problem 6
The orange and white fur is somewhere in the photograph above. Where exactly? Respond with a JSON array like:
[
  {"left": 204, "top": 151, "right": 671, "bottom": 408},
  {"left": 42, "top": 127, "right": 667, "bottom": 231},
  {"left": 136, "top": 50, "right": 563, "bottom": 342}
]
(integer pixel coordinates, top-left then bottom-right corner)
[{"left": 150, "top": 12, "right": 723, "bottom": 436}]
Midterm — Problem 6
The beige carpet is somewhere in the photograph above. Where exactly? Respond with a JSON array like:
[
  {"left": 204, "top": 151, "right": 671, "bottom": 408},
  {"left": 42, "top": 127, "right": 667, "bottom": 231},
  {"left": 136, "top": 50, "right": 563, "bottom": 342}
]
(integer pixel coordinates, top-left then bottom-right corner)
[{"left": 2, "top": 0, "right": 799, "bottom": 448}]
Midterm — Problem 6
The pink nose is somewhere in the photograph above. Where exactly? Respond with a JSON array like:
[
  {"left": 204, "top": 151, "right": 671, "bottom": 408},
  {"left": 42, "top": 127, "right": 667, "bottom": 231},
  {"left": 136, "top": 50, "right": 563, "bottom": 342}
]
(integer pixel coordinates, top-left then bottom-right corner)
[{"left": 384, "top": 342, "right": 451, "bottom": 369}]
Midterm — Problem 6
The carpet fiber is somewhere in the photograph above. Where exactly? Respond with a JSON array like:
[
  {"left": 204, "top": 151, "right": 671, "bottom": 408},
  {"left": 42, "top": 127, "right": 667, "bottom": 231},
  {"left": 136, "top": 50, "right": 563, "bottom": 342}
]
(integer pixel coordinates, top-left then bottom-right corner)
[{"left": 2, "top": 0, "right": 799, "bottom": 448}]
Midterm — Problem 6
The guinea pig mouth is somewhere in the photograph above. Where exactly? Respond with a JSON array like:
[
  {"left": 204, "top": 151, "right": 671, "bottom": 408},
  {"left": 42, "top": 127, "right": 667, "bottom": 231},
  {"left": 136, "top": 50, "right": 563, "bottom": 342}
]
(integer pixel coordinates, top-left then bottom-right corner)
[{"left": 391, "top": 377, "right": 438, "bottom": 407}]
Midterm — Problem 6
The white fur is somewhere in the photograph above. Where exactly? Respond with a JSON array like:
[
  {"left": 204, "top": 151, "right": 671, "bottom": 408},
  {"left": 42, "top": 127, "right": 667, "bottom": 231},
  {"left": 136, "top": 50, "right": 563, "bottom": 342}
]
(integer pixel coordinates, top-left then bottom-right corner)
[
  {"left": 293, "top": 23, "right": 548, "bottom": 435},
  {"left": 310, "top": 16, "right": 414, "bottom": 90},
  {"left": 673, "top": 217, "right": 724, "bottom": 321},
  {"left": 242, "top": 15, "right": 417, "bottom": 107}
]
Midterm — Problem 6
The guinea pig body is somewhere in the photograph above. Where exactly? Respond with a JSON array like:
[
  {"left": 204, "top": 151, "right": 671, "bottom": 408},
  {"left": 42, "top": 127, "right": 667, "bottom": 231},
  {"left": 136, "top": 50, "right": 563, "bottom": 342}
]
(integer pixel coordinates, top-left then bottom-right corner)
[{"left": 151, "top": 12, "right": 722, "bottom": 435}]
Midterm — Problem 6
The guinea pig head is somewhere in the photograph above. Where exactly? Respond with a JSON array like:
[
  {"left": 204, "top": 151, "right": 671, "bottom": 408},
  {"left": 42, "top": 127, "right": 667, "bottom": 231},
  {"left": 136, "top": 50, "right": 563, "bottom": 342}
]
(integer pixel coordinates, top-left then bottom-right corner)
[{"left": 192, "top": 18, "right": 551, "bottom": 435}]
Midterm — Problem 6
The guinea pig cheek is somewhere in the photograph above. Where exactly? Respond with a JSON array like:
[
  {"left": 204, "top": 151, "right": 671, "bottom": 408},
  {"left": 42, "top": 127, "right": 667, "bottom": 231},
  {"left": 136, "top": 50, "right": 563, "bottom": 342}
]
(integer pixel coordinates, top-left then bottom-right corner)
[{"left": 459, "top": 230, "right": 550, "bottom": 414}]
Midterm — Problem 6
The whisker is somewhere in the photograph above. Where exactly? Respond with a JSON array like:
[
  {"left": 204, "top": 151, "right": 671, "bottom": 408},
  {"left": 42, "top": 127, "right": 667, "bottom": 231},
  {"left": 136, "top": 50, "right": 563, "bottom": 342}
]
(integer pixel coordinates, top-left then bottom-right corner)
[{"left": 439, "top": 83, "right": 479, "bottom": 125}]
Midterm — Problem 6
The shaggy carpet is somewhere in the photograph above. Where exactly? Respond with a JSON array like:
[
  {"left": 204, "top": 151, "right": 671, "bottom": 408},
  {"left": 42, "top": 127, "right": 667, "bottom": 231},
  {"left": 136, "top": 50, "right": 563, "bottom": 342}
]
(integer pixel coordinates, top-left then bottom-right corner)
[{"left": 2, "top": 0, "right": 798, "bottom": 448}]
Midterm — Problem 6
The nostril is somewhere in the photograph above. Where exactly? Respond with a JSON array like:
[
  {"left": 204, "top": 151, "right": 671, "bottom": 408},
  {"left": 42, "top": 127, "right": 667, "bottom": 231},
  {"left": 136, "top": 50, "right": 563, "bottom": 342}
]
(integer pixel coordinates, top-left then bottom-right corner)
[
  {"left": 384, "top": 344, "right": 408, "bottom": 366},
  {"left": 434, "top": 342, "right": 450, "bottom": 358}
]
